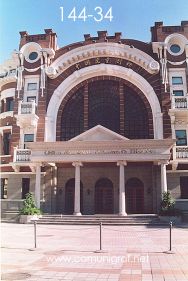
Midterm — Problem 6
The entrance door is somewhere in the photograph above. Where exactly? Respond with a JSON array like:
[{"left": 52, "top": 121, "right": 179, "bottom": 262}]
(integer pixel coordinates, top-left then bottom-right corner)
[
  {"left": 125, "top": 178, "right": 144, "bottom": 214},
  {"left": 65, "top": 179, "right": 83, "bottom": 214},
  {"left": 95, "top": 178, "right": 114, "bottom": 214}
]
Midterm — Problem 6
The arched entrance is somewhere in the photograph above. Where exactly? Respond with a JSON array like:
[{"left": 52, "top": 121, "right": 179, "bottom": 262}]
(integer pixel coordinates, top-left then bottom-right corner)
[
  {"left": 65, "top": 179, "right": 83, "bottom": 214},
  {"left": 95, "top": 178, "right": 114, "bottom": 214},
  {"left": 125, "top": 178, "right": 144, "bottom": 214}
]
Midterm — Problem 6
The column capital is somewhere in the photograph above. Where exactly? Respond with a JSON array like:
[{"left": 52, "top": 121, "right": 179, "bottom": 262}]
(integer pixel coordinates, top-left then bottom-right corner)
[
  {"left": 158, "top": 160, "right": 169, "bottom": 166},
  {"left": 72, "top": 161, "right": 83, "bottom": 167},
  {"left": 117, "top": 160, "right": 127, "bottom": 166}
]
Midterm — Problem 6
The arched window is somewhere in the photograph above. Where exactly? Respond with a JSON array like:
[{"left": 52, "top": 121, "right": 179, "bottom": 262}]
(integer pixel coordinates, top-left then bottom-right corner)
[
  {"left": 124, "top": 86, "right": 149, "bottom": 139},
  {"left": 88, "top": 80, "right": 120, "bottom": 133},
  {"left": 61, "top": 88, "right": 84, "bottom": 140},
  {"left": 60, "top": 80, "right": 151, "bottom": 140}
]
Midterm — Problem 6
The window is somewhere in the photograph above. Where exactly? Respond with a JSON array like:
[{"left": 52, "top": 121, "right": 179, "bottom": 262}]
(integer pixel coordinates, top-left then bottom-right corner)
[
  {"left": 180, "top": 177, "right": 188, "bottom": 199},
  {"left": 1, "top": 178, "right": 8, "bottom": 199},
  {"left": 170, "top": 44, "right": 181, "bottom": 54},
  {"left": 172, "top": 77, "right": 183, "bottom": 85},
  {"left": 22, "top": 178, "right": 30, "bottom": 199},
  {"left": 9, "top": 69, "right": 16, "bottom": 74},
  {"left": 27, "top": 83, "right": 37, "bottom": 91},
  {"left": 175, "top": 130, "right": 187, "bottom": 146},
  {"left": 24, "top": 134, "right": 34, "bottom": 142},
  {"left": 88, "top": 80, "right": 120, "bottom": 134},
  {"left": 27, "top": 96, "right": 36, "bottom": 102},
  {"left": 173, "top": 90, "right": 184, "bottom": 96},
  {"left": 28, "top": 52, "right": 38, "bottom": 61},
  {"left": 3, "top": 132, "right": 11, "bottom": 155},
  {"left": 6, "top": 98, "right": 14, "bottom": 111}
]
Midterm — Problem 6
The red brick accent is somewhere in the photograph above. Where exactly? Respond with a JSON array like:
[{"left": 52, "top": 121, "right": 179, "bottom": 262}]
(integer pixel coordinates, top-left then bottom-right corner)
[
  {"left": 1, "top": 82, "right": 16, "bottom": 92},
  {"left": 119, "top": 82, "right": 125, "bottom": 136},
  {"left": 151, "top": 21, "right": 188, "bottom": 42}
]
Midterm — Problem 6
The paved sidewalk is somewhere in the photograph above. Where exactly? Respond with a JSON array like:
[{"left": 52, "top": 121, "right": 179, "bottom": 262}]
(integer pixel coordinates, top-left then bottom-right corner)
[{"left": 1, "top": 223, "right": 188, "bottom": 281}]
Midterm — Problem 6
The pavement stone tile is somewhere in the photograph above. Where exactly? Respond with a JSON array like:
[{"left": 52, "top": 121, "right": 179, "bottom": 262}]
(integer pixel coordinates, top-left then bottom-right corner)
[{"left": 1, "top": 223, "right": 188, "bottom": 281}]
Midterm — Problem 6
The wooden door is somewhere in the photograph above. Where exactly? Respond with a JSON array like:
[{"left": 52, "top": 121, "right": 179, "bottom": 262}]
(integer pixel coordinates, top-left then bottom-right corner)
[
  {"left": 126, "top": 178, "right": 144, "bottom": 214},
  {"left": 95, "top": 178, "right": 114, "bottom": 214}
]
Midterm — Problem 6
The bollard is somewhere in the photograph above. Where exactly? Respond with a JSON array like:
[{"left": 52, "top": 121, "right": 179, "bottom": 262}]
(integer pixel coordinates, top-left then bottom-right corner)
[
  {"left": 95, "top": 222, "right": 107, "bottom": 253},
  {"left": 99, "top": 222, "right": 102, "bottom": 251},
  {"left": 34, "top": 220, "right": 37, "bottom": 248},
  {"left": 169, "top": 221, "right": 172, "bottom": 251}
]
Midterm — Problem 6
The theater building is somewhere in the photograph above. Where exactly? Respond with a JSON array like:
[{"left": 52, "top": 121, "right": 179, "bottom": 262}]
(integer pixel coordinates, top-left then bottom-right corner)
[{"left": 1, "top": 21, "right": 188, "bottom": 217}]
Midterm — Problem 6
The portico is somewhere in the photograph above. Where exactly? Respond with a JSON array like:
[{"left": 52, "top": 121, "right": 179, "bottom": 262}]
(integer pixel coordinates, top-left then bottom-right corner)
[{"left": 18, "top": 125, "right": 175, "bottom": 215}]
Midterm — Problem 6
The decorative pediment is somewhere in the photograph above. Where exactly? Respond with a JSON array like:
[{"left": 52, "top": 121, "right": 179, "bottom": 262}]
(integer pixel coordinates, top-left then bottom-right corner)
[{"left": 69, "top": 125, "right": 129, "bottom": 141}]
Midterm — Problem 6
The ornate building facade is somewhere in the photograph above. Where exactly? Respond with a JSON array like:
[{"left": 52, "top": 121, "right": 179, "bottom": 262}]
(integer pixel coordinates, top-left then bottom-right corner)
[{"left": 1, "top": 22, "right": 188, "bottom": 217}]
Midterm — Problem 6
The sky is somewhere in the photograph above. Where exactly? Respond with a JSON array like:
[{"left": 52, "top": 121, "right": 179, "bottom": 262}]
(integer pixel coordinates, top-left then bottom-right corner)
[{"left": 0, "top": 0, "right": 188, "bottom": 64}]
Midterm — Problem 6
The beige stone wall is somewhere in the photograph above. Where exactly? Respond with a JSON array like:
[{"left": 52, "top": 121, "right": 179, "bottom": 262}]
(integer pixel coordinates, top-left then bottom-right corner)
[
  {"left": 167, "top": 171, "right": 188, "bottom": 199},
  {"left": 1, "top": 173, "right": 43, "bottom": 200},
  {"left": 55, "top": 164, "right": 154, "bottom": 214},
  {"left": 2, "top": 168, "right": 186, "bottom": 214}
]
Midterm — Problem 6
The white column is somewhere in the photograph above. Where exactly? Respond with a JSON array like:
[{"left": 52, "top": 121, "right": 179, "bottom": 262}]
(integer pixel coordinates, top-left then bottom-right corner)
[
  {"left": 155, "top": 112, "right": 163, "bottom": 139},
  {"left": 72, "top": 162, "right": 83, "bottom": 216},
  {"left": 161, "top": 162, "right": 168, "bottom": 195},
  {"left": 117, "top": 161, "right": 127, "bottom": 216},
  {"left": 35, "top": 164, "right": 41, "bottom": 208}
]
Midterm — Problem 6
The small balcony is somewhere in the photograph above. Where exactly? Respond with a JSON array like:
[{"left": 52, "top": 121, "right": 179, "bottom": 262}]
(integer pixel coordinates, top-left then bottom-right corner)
[
  {"left": 171, "top": 96, "right": 188, "bottom": 110},
  {"left": 13, "top": 148, "right": 31, "bottom": 163},
  {"left": 18, "top": 101, "right": 37, "bottom": 115},
  {"left": 16, "top": 101, "right": 39, "bottom": 128},
  {"left": 176, "top": 146, "right": 188, "bottom": 159}
]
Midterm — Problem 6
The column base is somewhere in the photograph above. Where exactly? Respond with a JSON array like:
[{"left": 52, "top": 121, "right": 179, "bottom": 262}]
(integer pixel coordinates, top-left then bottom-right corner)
[
  {"left": 73, "top": 212, "right": 82, "bottom": 216},
  {"left": 119, "top": 212, "right": 127, "bottom": 216}
]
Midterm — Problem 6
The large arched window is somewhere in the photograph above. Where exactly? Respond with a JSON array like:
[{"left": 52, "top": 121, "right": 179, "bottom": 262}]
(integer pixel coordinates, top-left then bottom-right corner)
[
  {"left": 60, "top": 79, "right": 151, "bottom": 140},
  {"left": 88, "top": 80, "right": 120, "bottom": 133},
  {"left": 61, "top": 88, "right": 84, "bottom": 140},
  {"left": 124, "top": 86, "right": 149, "bottom": 139}
]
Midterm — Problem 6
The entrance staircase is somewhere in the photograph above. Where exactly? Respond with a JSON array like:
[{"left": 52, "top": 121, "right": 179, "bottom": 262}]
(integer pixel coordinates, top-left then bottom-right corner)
[{"left": 36, "top": 214, "right": 166, "bottom": 225}]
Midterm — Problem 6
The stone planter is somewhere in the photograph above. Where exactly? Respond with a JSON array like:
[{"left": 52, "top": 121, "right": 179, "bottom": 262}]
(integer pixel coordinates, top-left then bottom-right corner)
[
  {"left": 19, "top": 214, "right": 40, "bottom": 224},
  {"left": 159, "top": 216, "right": 182, "bottom": 224}
]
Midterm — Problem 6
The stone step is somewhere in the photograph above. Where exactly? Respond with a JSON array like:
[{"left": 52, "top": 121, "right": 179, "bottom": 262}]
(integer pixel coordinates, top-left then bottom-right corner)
[
  {"left": 1, "top": 211, "right": 19, "bottom": 221},
  {"left": 40, "top": 215, "right": 158, "bottom": 219},
  {"left": 36, "top": 220, "right": 167, "bottom": 226},
  {"left": 36, "top": 214, "right": 166, "bottom": 225}
]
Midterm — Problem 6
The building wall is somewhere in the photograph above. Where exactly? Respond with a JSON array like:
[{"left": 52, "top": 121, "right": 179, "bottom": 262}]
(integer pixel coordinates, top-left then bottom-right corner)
[{"left": 55, "top": 164, "right": 154, "bottom": 214}]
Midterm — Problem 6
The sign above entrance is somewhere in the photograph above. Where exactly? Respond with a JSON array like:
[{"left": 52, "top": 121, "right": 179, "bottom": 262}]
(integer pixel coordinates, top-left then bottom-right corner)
[
  {"left": 44, "top": 148, "right": 153, "bottom": 156},
  {"left": 26, "top": 139, "right": 175, "bottom": 164}
]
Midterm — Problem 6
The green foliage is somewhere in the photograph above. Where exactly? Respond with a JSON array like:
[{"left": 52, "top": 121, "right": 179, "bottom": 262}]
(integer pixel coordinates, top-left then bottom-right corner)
[
  {"left": 159, "top": 191, "right": 181, "bottom": 217},
  {"left": 161, "top": 191, "right": 175, "bottom": 210},
  {"left": 20, "top": 192, "right": 41, "bottom": 215}
]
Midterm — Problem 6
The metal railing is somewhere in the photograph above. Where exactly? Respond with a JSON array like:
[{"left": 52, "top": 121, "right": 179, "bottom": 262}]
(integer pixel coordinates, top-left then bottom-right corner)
[
  {"left": 176, "top": 146, "right": 188, "bottom": 159},
  {"left": 171, "top": 96, "right": 188, "bottom": 109},
  {"left": 18, "top": 101, "right": 37, "bottom": 115},
  {"left": 14, "top": 148, "right": 31, "bottom": 162}
]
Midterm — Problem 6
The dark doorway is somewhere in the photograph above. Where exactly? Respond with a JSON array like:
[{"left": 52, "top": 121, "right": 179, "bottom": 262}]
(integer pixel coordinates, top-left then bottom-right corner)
[
  {"left": 95, "top": 178, "right": 114, "bottom": 214},
  {"left": 22, "top": 178, "right": 30, "bottom": 199},
  {"left": 65, "top": 179, "right": 83, "bottom": 214},
  {"left": 125, "top": 178, "right": 144, "bottom": 214}
]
